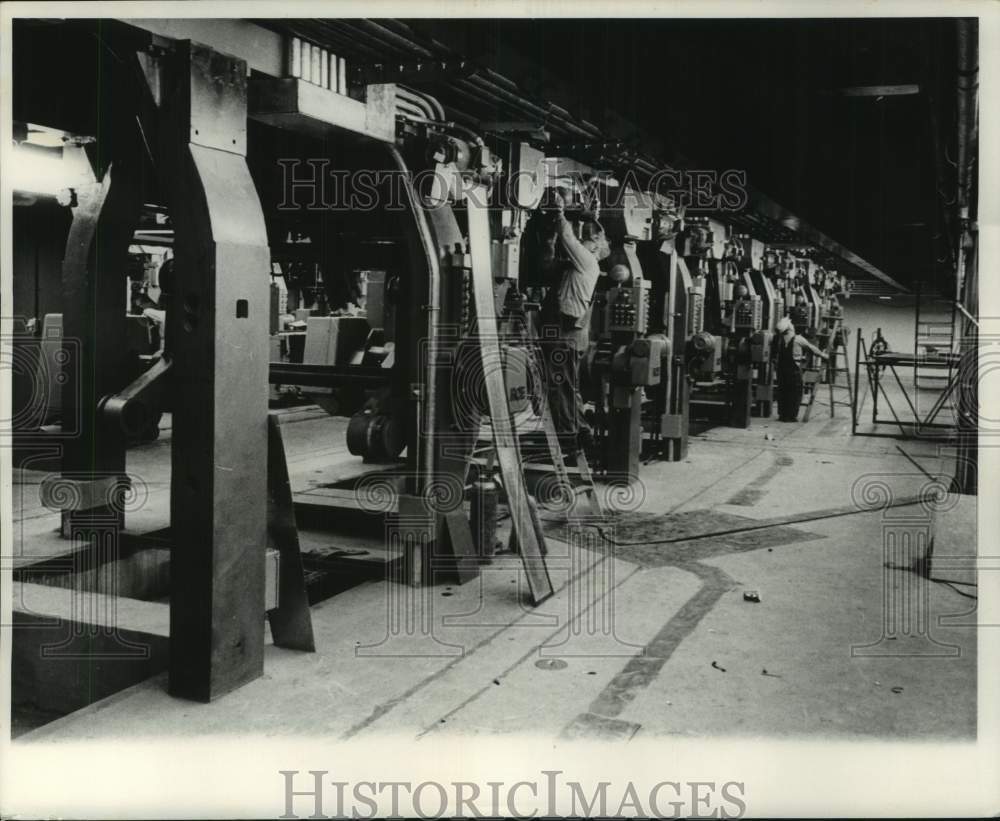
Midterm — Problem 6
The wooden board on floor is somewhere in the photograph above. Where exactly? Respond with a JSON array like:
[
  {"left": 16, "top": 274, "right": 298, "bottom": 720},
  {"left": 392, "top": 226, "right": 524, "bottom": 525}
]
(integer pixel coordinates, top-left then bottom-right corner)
[{"left": 466, "top": 185, "right": 554, "bottom": 605}]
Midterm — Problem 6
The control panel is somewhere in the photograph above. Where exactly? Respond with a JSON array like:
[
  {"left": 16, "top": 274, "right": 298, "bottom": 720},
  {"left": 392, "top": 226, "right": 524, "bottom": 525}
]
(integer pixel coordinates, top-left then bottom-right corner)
[
  {"left": 604, "top": 281, "right": 651, "bottom": 334},
  {"left": 790, "top": 304, "right": 810, "bottom": 332},
  {"left": 733, "top": 296, "right": 762, "bottom": 331}
]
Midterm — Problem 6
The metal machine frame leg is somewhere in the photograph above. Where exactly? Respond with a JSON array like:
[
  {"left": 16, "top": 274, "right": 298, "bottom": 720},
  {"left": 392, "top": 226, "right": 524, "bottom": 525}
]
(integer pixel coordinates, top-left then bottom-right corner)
[
  {"left": 160, "top": 41, "right": 271, "bottom": 701},
  {"left": 57, "top": 130, "right": 145, "bottom": 534}
]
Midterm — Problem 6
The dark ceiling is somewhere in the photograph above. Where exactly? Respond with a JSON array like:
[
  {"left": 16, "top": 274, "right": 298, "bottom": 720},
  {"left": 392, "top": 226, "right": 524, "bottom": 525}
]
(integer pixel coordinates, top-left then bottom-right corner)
[{"left": 399, "top": 18, "right": 970, "bottom": 295}]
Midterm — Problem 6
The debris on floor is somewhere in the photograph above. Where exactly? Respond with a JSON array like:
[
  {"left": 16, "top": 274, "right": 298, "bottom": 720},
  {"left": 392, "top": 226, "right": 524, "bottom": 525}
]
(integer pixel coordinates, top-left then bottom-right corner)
[
  {"left": 743, "top": 590, "right": 761, "bottom": 603},
  {"left": 711, "top": 661, "right": 727, "bottom": 672}
]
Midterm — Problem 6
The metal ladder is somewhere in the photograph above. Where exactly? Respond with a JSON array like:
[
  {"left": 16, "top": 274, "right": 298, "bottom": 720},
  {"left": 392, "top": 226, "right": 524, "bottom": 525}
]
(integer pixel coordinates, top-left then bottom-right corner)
[
  {"left": 479, "top": 284, "right": 605, "bottom": 521},
  {"left": 913, "top": 285, "right": 958, "bottom": 416}
]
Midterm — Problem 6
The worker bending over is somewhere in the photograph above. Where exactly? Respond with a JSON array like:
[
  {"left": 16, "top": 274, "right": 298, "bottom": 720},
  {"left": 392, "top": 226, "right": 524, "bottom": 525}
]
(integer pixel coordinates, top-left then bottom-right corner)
[
  {"left": 773, "top": 315, "right": 827, "bottom": 422},
  {"left": 537, "top": 190, "right": 610, "bottom": 453}
]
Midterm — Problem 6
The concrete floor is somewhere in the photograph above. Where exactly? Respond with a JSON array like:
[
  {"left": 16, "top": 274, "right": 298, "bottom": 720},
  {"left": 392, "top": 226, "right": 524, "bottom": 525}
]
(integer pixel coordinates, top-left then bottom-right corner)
[{"left": 15, "top": 381, "right": 977, "bottom": 742}]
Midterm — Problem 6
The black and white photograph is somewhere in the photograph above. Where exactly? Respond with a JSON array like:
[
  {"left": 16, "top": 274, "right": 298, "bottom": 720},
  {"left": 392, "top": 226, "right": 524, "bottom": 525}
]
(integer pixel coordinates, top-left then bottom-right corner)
[{"left": 0, "top": 2, "right": 997, "bottom": 817}]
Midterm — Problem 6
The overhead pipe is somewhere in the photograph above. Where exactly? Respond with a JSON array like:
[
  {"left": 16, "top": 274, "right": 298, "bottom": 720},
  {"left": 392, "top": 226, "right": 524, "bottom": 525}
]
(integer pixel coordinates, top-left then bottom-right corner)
[
  {"left": 395, "top": 85, "right": 445, "bottom": 122},
  {"left": 480, "top": 65, "right": 602, "bottom": 135},
  {"left": 429, "top": 87, "right": 488, "bottom": 128},
  {"left": 479, "top": 72, "right": 599, "bottom": 138},
  {"left": 955, "top": 18, "right": 978, "bottom": 310},
  {"left": 396, "top": 86, "right": 437, "bottom": 119},
  {"left": 395, "top": 97, "right": 428, "bottom": 120},
  {"left": 460, "top": 71, "right": 551, "bottom": 121},
  {"left": 435, "top": 81, "right": 537, "bottom": 132},
  {"left": 473, "top": 67, "right": 603, "bottom": 137},
  {"left": 348, "top": 19, "right": 436, "bottom": 59},
  {"left": 298, "top": 22, "right": 595, "bottom": 141},
  {"left": 455, "top": 77, "right": 552, "bottom": 124},
  {"left": 396, "top": 111, "right": 486, "bottom": 151},
  {"left": 414, "top": 89, "right": 446, "bottom": 122},
  {"left": 316, "top": 23, "right": 446, "bottom": 122},
  {"left": 955, "top": 18, "right": 978, "bottom": 220},
  {"left": 458, "top": 76, "right": 593, "bottom": 139}
]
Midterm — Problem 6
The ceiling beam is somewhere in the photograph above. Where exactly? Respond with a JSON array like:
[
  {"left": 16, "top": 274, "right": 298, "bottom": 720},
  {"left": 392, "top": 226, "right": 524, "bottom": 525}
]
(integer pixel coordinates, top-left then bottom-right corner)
[{"left": 745, "top": 189, "right": 912, "bottom": 293}]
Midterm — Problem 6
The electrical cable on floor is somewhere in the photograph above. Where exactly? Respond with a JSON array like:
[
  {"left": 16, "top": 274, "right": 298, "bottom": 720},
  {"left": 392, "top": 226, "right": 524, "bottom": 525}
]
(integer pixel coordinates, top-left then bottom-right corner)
[
  {"left": 883, "top": 561, "right": 977, "bottom": 600},
  {"left": 663, "top": 448, "right": 768, "bottom": 516},
  {"left": 927, "top": 578, "right": 978, "bottom": 599},
  {"left": 894, "top": 443, "right": 937, "bottom": 481},
  {"left": 541, "top": 494, "right": 930, "bottom": 548}
]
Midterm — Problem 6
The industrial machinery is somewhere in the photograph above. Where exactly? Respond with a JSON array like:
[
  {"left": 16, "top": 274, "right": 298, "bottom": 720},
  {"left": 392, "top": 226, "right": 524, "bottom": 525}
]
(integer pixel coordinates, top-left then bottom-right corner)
[
  {"left": 680, "top": 216, "right": 765, "bottom": 428},
  {"left": 732, "top": 233, "right": 776, "bottom": 417},
  {"left": 633, "top": 195, "right": 696, "bottom": 461},
  {"left": 587, "top": 183, "right": 671, "bottom": 481},
  {"left": 513, "top": 169, "right": 681, "bottom": 483},
  {"left": 250, "top": 62, "right": 562, "bottom": 606}
]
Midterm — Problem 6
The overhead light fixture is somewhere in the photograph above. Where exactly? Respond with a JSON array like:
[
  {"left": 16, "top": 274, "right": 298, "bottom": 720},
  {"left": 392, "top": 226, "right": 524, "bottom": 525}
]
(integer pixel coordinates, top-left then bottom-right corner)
[
  {"left": 878, "top": 296, "right": 892, "bottom": 301},
  {"left": 838, "top": 84, "right": 920, "bottom": 97}
]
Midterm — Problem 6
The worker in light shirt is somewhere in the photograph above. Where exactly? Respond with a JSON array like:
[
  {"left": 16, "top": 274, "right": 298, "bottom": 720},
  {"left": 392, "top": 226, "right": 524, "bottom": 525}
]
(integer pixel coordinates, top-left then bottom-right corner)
[
  {"left": 773, "top": 315, "right": 827, "bottom": 422},
  {"left": 537, "top": 189, "right": 611, "bottom": 453}
]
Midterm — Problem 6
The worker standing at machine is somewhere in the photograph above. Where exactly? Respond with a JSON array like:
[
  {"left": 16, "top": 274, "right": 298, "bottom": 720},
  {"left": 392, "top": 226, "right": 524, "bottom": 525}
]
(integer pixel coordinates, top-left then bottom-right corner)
[
  {"left": 537, "top": 189, "right": 610, "bottom": 452},
  {"left": 773, "top": 315, "right": 827, "bottom": 422}
]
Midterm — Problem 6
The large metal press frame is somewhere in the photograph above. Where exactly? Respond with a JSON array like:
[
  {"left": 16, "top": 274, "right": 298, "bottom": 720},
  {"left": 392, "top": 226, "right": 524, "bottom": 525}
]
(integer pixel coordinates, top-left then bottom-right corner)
[{"left": 30, "top": 28, "right": 304, "bottom": 700}]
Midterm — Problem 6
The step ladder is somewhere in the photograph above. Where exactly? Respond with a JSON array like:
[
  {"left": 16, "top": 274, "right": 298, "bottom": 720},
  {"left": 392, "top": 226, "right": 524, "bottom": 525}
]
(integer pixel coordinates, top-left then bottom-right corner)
[
  {"left": 800, "top": 365, "right": 822, "bottom": 422},
  {"left": 825, "top": 325, "right": 854, "bottom": 418},
  {"left": 476, "top": 418, "right": 605, "bottom": 538},
  {"left": 477, "top": 276, "right": 604, "bottom": 522}
]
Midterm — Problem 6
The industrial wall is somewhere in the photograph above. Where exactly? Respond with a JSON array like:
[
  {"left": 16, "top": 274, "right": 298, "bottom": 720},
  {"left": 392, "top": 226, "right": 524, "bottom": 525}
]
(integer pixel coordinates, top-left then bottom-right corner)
[{"left": 844, "top": 295, "right": 952, "bottom": 355}]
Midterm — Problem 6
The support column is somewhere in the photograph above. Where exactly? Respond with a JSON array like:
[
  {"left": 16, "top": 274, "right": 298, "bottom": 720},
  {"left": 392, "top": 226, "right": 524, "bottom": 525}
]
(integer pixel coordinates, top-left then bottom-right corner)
[
  {"left": 58, "top": 125, "right": 145, "bottom": 533},
  {"left": 161, "top": 42, "right": 270, "bottom": 700}
]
